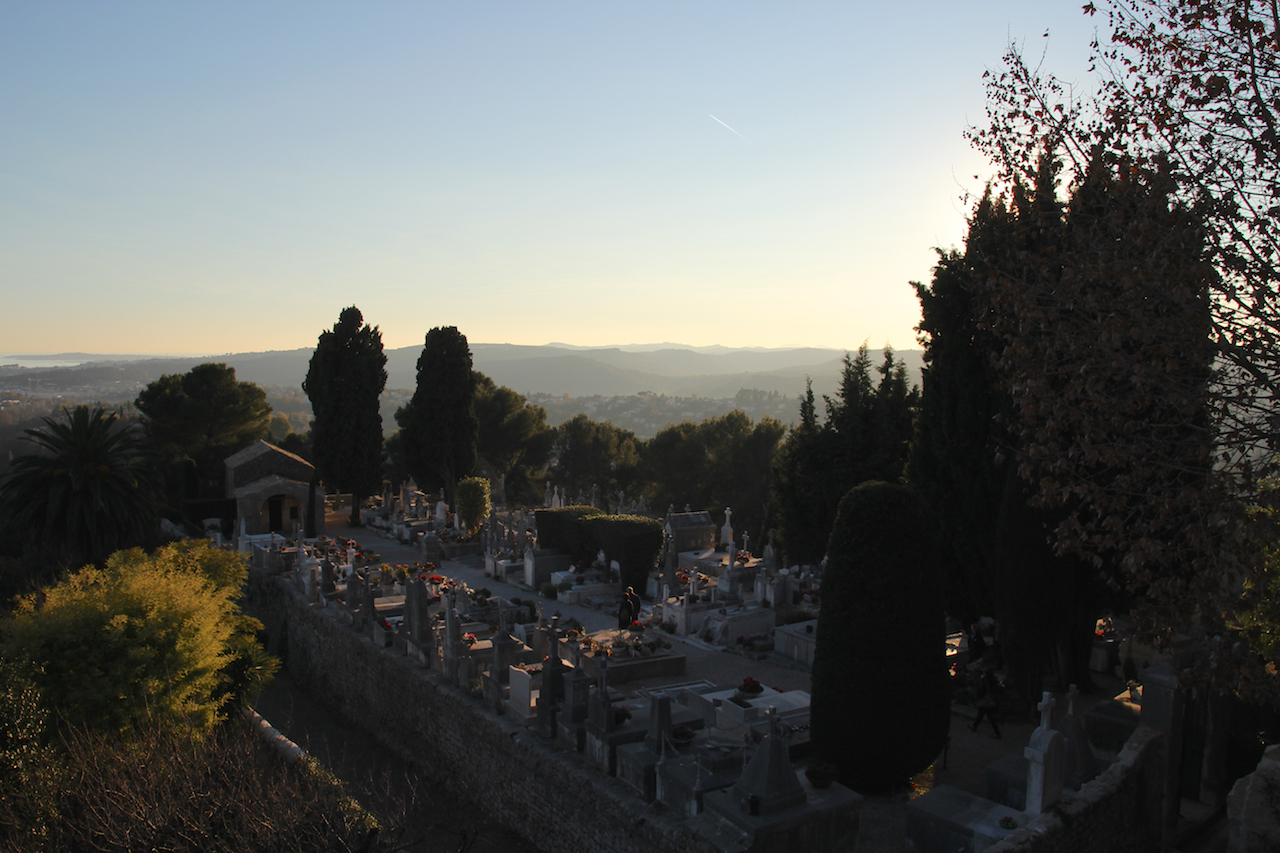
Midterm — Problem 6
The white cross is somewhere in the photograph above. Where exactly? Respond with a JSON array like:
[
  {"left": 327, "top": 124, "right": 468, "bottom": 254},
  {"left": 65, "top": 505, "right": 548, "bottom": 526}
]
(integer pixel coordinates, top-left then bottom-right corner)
[{"left": 1037, "top": 691, "right": 1055, "bottom": 730}]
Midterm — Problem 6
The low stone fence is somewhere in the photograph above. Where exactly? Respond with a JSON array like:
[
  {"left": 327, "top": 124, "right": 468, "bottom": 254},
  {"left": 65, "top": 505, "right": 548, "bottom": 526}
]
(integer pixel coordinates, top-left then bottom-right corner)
[
  {"left": 258, "top": 578, "right": 722, "bottom": 853},
  {"left": 983, "top": 724, "right": 1166, "bottom": 853}
]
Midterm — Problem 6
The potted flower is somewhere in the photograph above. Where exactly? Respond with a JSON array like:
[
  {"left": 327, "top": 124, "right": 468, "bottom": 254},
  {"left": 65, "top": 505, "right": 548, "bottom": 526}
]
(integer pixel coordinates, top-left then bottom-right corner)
[
  {"left": 739, "top": 676, "right": 764, "bottom": 696},
  {"left": 670, "top": 724, "right": 696, "bottom": 746}
]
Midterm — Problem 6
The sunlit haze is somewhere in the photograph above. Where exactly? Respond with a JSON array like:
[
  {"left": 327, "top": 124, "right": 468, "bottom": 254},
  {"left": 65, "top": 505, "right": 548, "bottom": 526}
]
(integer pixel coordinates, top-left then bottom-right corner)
[{"left": 1, "top": 2, "right": 1098, "bottom": 357}]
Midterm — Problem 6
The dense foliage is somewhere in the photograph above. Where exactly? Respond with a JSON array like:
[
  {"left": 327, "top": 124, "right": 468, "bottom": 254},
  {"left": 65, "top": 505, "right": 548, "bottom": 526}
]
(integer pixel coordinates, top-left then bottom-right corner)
[
  {"left": 534, "top": 505, "right": 606, "bottom": 566},
  {"left": 969, "top": 0, "right": 1280, "bottom": 693},
  {"left": 549, "top": 413, "right": 642, "bottom": 500},
  {"left": 810, "top": 482, "right": 948, "bottom": 792},
  {"left": 474, "top": 373, "right": 555, "bottom": 505},
  {"left": 0, "top": 406, "right": 162, "bottom": 572},
  {"left": 304, "top": 306, "right": 388, "bottom": 525},
  {"left": 395, "top": 327, "right": 478, "bottom": 504},
  {"left": 135, "top": 363, "right": 271, "bottom": 505},
  {"left": 641, "top": 410, "right": 784, "bottom": 548},
  {"left": 1, "top": 541, "right": 275, "bottom": 734},
  {"left": 772, "top": 346, "right": 918, "bottom": 564},
  {"left": 454, "top": 476, "right": 492, "bottom": 532},
  {"left": 583, "top": 514, "right": 665, "bottom": 591}
]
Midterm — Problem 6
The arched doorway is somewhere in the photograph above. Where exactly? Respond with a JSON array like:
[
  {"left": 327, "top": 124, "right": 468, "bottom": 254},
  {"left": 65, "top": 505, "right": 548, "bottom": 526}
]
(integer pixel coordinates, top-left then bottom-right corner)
[{"left": 259, "top": 493, "right": 303, "bottom": 534}]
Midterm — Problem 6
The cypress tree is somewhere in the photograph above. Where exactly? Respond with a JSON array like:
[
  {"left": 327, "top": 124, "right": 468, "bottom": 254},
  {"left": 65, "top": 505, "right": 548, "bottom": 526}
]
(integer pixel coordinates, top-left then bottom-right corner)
[{"left": 303, "top": 306, "right": 387, "bottom": 526}]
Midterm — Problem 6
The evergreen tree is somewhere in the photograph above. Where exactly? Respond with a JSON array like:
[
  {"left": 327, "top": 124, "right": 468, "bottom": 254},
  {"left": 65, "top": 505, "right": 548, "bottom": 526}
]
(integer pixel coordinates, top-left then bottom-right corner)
[
  {"left": 772, "top": 380, "right": 830, "bottom": 564},
  {"left": 641, "top": 410, "right": 784, "bottom": 542},
  {"left": 135, "top": 363, "right": 270, "bottom": 503},
  {"left": 908, "top": 191, "right": 1013, "bottom": 623},
  {"left": 549, "top": 414, "right": 641, "bottom": 500},
  {"left": 473, "top": 373, "right": 555, "bottom": 506},
  {"left": 810, "top": 481, "right": 948, "bottom": 792},
  {"left": 395, "top": 327, "right": 478, "bottom": 504},
  {"left": 772, "top": 346, "right": 919, "bottom": 565},
  {"left": 303, "top": 306, "right": 387, "bottom": 526}
]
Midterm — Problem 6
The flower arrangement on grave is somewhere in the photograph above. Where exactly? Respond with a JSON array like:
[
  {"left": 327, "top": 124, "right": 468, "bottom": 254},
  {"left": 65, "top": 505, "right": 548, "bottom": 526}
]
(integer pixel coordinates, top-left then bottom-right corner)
[
  {"left": 739, "top": 676, "right": 764, "bottom": 695},
  {"left": 629, "top": 619, "right": 644, "bottom": 632},
  {"left": 563, "top": 616, "right": 585, "bottom": 633},
  {"left": 736, "top": 551, "right": 751, "bottom": 564},
  {"left": 671, "top": 724, "right": 696, "bottom": 745},
  {"left": 462, "top": 633, "right": 477, "bottom": 647},
  {"left": 394, "top": 565, "right": 409, "bottom": 583},
  {"left": 427, "top": 574, "right": 445, "bottom": 586},
  {"left": 471, "top": 587, "right": 491, "bottom": 604},
  {"left": 613, "top": 705, "right": 631, "bottom": 725}
]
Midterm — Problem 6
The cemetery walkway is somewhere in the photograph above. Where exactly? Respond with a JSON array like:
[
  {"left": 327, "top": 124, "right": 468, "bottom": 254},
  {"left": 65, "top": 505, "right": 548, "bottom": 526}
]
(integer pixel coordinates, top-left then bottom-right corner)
[{"left": 259, "top": 512, "right": 1222, "bottom": 853}]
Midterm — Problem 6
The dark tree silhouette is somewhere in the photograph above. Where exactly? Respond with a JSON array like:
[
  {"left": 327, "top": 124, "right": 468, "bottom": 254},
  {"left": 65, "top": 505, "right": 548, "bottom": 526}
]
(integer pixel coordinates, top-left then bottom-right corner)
[
  {"left": 810, "top": 481, "right": 948, "bottom": 793},
  {"left": 304, "top": 306, "right": 387, "bottom": 525},
  {"left": 0, "top": 406, "right": 161, "bottom": 569},
  {"left": 395, "top": 327, "right": 478, "bottom": 504},
  {"left": 135, "top": 363, "right": 270, "bottom": 503}
]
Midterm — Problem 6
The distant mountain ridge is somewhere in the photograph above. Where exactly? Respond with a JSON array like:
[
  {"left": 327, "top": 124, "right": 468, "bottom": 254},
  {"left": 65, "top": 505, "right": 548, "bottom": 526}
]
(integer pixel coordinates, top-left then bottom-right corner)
[{"left": 0, "top": 343, "right": 923, "bottom": 401}]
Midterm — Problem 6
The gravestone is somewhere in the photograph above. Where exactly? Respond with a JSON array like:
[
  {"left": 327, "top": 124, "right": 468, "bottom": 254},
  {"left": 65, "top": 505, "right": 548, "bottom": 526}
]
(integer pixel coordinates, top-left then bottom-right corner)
[
  {"left": 731, "top": 707, "right": 806, "bottom": 816},
  {"left": 1060, "top": 684, "right": 1101, "bottom": 791},
  {"left": 1024, "top": 691, "right": 1066, "bottom": 815}
]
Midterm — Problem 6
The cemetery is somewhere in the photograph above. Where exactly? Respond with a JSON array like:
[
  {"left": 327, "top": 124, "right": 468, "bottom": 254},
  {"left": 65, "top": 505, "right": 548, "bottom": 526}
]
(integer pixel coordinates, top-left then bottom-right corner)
[{"left": 239, "top": 486, "right": 1266, "bottom": 853}]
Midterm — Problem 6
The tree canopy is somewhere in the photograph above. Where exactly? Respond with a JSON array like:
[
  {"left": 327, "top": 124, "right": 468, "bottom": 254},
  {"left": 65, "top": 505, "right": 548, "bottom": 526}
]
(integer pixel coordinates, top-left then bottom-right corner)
[
  {"left": 968, "top": 0, "right": 1274, "bottom": 690},
  {"left": 473, "top": 373, "right": 554, "bottom": 505},
  {"left": 303, "top": 306, "right": 387, "bottom": 524},
  {"left": 394, "top": 327, "right": 478, "bottom": 504},
  {"left": 641, "top": 410, "right": 784, "bottom": 547},
  {"left": 549, "top": 413, "right": 642, "bottom": 500},
  {"left": 772, "top": 346, "right": 918, "bottom": 564},
  {"left": 135, "top": 363, "right": 270, "bottom": 503}
]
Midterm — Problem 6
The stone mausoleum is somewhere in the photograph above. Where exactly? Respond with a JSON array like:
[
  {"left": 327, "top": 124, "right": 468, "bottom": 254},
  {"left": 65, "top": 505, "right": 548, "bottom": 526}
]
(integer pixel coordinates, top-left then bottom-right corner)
[{"left": 225, "top": 440, "right": 324, "bottom": 537}]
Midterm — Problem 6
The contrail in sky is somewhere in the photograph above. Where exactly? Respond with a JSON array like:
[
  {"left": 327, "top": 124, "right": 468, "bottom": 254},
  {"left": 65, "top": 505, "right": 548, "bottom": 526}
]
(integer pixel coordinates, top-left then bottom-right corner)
[{"left": 708, "top": 114, "right": 747, "bottom": 140}]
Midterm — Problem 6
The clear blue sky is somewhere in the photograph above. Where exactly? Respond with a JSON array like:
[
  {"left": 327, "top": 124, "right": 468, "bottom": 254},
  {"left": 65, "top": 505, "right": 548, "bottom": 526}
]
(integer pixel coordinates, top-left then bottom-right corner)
[{"left": 1, "top": 2, "right": 1099, "bottom": 356}]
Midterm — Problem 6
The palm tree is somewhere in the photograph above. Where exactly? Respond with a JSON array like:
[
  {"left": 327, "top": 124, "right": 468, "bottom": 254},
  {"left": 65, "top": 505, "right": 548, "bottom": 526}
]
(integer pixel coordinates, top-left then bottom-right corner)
[{"left": 0, "top": 406, "right": 162, "bottom": 568}]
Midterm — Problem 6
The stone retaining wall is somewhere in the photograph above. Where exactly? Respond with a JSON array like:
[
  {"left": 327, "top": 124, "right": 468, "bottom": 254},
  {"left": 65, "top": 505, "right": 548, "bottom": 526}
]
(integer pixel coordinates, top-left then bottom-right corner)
[
  {"left": 259, "top": 578, "right": 721, "bottom": 853},
  {"left": 984, "top": 724, "right": 1166, "bottom": 853}
]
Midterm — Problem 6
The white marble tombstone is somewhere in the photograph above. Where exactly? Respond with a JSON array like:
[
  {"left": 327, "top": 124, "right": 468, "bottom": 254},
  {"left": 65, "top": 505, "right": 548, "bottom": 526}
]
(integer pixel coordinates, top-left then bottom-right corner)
[{"left": 1024, "top": 691, "right": 1066, "bottom": 814}]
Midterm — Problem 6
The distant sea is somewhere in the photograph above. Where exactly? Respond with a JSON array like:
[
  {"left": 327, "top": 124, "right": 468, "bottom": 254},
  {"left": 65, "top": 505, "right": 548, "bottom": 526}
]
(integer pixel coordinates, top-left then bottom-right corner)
[
  {"left": 0, "top": 354, "right": 169, "bottom": 369},
  {"left": 1, "top": 357, "right": 87, "bottom": 368}
]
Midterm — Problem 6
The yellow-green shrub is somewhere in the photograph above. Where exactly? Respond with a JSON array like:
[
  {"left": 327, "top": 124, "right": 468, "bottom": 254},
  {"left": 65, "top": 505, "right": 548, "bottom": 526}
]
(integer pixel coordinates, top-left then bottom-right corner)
[{"left": 2, "top": 541, "right": 270, "bottom": 734}]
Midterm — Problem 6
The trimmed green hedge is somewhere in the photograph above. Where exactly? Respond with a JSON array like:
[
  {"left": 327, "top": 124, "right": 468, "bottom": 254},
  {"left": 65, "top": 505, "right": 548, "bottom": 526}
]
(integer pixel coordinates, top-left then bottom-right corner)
[
  {"left": 810, "top": 481, "right": 949, "bottom": 793},
  {"left": 584, "top": 514, "right": 665, "bottom": 592},
  {"left": 534, "top": 506, "right": 606, "bottom": 566},
  {"left": 534, "top": 507, "right": 663, "bottom": 591}
]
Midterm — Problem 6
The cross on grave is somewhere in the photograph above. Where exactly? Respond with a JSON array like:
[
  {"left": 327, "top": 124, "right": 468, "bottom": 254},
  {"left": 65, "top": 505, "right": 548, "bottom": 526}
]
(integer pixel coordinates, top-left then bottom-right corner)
[
  {"left": 1024, "top": 690, "right": 1066, "bottom": 815},
  {"left": 1038, "top": 692, "right": 1056, "bottom": 731}
]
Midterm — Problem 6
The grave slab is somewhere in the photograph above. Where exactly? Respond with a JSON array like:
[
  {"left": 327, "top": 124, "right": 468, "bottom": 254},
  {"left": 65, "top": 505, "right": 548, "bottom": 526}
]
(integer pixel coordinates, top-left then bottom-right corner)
[{"left": 905, "top": 784, "right": 1025, "bottom": 853}]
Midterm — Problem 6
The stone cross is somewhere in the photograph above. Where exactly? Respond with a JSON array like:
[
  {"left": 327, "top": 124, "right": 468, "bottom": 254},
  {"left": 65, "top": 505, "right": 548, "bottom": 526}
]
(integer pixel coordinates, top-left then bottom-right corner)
[
  {"left": 1024, "top": 690, "right": 1066, "bottom": 814},
  {"left": 1037, "top": 691, "right": 1056, "bottom": 731},
  {"left": 720, "top": 507, "right": 734, "bottom": 547}
]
